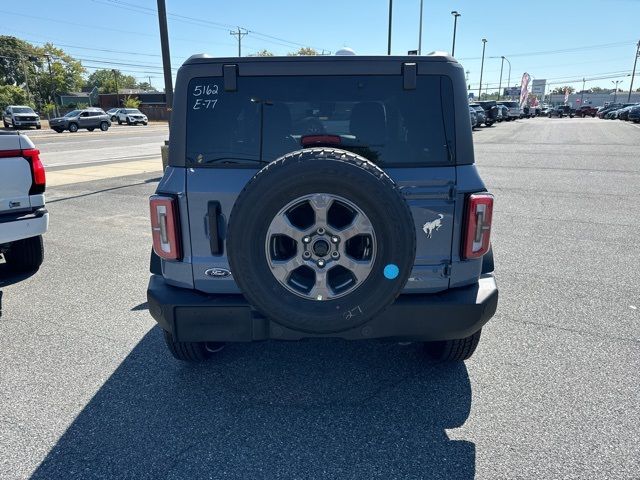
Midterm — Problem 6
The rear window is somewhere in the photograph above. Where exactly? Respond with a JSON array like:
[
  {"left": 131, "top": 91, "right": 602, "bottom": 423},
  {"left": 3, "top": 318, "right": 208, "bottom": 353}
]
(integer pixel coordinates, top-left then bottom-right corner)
[{"left": 186, "top": 75, "right": 455, "bottom": 167}]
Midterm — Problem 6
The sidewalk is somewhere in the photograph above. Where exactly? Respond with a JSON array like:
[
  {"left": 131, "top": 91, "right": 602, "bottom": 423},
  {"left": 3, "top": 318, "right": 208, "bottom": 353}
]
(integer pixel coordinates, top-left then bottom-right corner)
[{"left": 46, "top": 158, "right": 163, "bottom": 187}]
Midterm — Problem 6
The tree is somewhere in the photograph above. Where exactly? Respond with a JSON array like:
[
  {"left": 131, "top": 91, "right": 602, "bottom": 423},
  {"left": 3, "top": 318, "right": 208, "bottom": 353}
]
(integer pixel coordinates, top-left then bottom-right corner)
[
  {"left": 0, "top": 85, "right": 30, "bottom": 109},
  {"left": 86, "top": 69, "right": 136, "bottom": 93},
  {"left": 122, "top": 95, "right": 141, "bottom": 108},
  {"left": 250, "top": 49, "right": 275, "bottom": 57},
  {"left": 287, "top": 47, "right": 319, "bottom": 56},
  {"left": 0, "top": 36, "right": 42, "bottom": 87},
  {"left": 136, "top": 81, "right": 153, "bottom": 91},
  {"left": 32, "top": 43, "right": 85, "bottom": 106},
  {"left": 590, "top": 86, "right": 610, "bottom": 93},
  {"left": 551, "top": 86, "right": 575, "bottom": 94}
]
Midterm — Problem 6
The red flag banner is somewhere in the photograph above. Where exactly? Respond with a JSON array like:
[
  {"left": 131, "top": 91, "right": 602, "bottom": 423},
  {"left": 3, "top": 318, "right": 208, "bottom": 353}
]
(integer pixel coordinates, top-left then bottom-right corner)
[{"left": 564, "top": 88, "right": 570, "bottom": 104}]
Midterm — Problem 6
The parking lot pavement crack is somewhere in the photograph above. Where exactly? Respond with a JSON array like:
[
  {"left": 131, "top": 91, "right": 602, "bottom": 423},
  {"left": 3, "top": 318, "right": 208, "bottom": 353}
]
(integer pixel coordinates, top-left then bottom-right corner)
[{"left": 502, "top": 317, "right": 640, "bottom": 345}]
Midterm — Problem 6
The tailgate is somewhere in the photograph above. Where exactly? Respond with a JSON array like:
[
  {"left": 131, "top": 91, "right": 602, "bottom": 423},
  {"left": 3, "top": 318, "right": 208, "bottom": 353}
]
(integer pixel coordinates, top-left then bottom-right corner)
[{"left": 0, "top": 137, "right": 32, "bottom": 214}]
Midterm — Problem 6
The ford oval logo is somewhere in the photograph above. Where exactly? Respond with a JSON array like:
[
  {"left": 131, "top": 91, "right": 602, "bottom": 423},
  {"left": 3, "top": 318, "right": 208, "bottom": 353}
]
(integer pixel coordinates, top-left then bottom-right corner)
[{"left": 205, "top": 268, "right": 232, "bottom": 278}]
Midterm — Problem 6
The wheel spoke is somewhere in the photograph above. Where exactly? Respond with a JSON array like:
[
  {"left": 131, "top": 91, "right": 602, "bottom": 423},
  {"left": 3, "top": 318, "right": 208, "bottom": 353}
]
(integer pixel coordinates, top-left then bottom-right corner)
[
  {"left": 308, "top": 194, "right": 333, "bottom": 227},
  {"left": 308, "top": 270, "right": 332, "bottom": 301},
  {"left": 270, "top": 256, "right": 304, "bottom": 283},
  {"left": 335, "top": 255, "right": 372, "bottom": 283},
  {"left": 268, "top": 213, "right": 306, "bottom": 241},
  {"left": 338, "top": 213, "right": 374, "bottom": 240}
]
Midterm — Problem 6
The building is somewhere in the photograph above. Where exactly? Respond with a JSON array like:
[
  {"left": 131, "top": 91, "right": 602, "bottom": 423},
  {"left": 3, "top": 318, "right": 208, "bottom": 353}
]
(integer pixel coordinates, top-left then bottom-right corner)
[{"left": 548, "top": 91, "right": 640, "bottom": 107}]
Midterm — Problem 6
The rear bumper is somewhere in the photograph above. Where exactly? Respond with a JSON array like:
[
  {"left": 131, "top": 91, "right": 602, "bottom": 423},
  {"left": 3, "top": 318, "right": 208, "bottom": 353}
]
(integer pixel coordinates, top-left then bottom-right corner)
[
  {"left": 147, "top": 274, "right": 498, "bottom": 342},
  {"left": 0, "top": 209, "right": 48, "bottom": 245}
]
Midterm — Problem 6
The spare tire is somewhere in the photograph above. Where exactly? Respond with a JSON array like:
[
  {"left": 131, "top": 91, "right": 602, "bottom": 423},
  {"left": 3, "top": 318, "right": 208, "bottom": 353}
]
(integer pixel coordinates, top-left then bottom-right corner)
[{"left": 227, "top": 148, "right": 416, "bottom": 334}]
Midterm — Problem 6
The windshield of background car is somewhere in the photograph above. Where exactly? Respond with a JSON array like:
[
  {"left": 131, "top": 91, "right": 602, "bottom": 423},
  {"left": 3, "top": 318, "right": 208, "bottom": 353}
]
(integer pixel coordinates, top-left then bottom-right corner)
[
  {"left": 13, "top": 107, "right": 34, "bottom": 113},
  {"left": 186, "top": 75, "right": 455, "bottom": 167},
  {"left": 64, "top": 110, "right": 81, "bottom": 117}
]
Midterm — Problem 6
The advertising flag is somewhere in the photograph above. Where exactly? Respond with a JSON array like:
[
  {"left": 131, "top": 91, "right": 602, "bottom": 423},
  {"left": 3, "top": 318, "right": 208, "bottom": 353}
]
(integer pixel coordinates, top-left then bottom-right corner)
[
  {"left": 519, "top": 73, "right": 531, "bottom": 108},
  {"left": 564, "top": 88, "right": 570, "bottom": 104}
]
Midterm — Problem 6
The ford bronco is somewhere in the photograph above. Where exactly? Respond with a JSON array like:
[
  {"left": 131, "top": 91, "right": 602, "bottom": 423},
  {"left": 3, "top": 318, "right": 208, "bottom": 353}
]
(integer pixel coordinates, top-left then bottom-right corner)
[{"left": 147, "top": 53, "right": 498, "bottom": 363}]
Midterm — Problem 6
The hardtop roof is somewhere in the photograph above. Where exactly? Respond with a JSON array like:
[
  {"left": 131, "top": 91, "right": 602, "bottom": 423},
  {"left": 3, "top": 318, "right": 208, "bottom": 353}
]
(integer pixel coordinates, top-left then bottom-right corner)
[{"left": 182, "top": 53, "right": 457, "bottom": 66}]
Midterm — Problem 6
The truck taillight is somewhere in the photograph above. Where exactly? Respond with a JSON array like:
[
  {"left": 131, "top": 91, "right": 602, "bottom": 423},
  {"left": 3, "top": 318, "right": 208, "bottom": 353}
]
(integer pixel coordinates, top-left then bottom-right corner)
[
  {"left": 463, "top": 193, "right": 494, "bottom": 259},
  {"left": 150, "top": 195, "right": 181, "bottom": 260},
  {"left": 23, "top": 149, "right": 46, "bottom": 194}
]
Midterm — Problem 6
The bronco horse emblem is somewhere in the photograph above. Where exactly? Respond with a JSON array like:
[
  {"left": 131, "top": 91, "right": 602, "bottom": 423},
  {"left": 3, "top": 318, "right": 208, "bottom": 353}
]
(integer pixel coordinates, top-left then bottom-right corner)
[{"left": 422, "top": 214, "right": 444, "bottom": 239}]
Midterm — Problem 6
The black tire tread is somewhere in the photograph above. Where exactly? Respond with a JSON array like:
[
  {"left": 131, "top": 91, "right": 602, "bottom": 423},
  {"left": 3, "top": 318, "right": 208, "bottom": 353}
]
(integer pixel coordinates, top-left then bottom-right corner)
[
  {"left": 163, "top": 330, "right": 210, "bottom": 362},
  {"left": 6, "top": 235, "right": 44, "bottom": 273},
  {"left": 425, "top": 329, "right": 482, "bottom": 362}
]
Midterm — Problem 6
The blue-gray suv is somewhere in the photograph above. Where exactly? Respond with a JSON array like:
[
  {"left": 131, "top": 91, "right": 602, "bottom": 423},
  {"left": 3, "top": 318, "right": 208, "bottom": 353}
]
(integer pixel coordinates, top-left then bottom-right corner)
[{"left": 147, "top": 54, "right": 498, "bottom": 363}]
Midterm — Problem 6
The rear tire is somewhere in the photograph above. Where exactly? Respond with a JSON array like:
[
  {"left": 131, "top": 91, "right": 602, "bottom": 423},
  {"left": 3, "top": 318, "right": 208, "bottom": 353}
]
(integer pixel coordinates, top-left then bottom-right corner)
[
  {"left": 162, "top": 330, "right": 224, "bottom": 362},
  {"left": 126, "top": 118, "right": 131, "bottom": 125},
  {"left": 118, "top": 119, "right": 123, "bottom": 125},
  {"left": 424, "top": 329, "right": 482, "bottom": 362},
  {"left": 68, "top": 123, "right": 78, "bottom": 132},
  {"left": 5, "top": 235, "right": 44, "bottom": 273},
  {"left": 100, "top": 121, "right": 109, "bottom": 131}
]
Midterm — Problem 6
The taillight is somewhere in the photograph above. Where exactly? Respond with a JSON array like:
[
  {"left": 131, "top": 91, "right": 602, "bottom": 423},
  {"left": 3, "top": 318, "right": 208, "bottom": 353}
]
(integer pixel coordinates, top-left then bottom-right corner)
[
  {"left": 150, "top": 195, "right": 181, "bottom": 260},
  {"left": 23, "top": 149, "right": 46, "bottom": 194},
  {"left": 463, "top": 193, "right": 494, "bottom": 259}
]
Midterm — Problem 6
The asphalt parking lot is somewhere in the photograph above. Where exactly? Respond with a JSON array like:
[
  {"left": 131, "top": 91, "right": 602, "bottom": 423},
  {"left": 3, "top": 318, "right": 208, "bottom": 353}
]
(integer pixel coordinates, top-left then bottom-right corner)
[{"left": 1, "top": 118, "right": 638, "bottom": 479}]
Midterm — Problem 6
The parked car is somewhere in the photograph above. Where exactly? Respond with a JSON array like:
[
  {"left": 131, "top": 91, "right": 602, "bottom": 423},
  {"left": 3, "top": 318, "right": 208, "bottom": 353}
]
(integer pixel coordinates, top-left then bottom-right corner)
[
  {"left": 49, "top": 108, "right": 111, "bottom": 133},
  {"left": 147, "top": 53, "right": 498, "bottom": 363},
  {"left": 0, "top": 131, "right": 47, "bottom": 274},
  {"left": 497, "top": 101, "right": 520, "bottom": 120},
  {"left": 469, "top": 104, "right": 487, "bottom": 126},
  {"left": 106, "top": 108, "right": 121, "bottom": 122},
  {"left": 476, "top": 101, "right": 499, "bottom": 126},
  {"left": 548, "top": 105, "right": 574, "bottom": 118},
  {"left": 617, "top": 105, "right": 638, "bottom": 121},
  {"left": 628, "top": 105, "right": 640, "bottom": 123},
  {"left": 469, "top": 106, "right": 478, "bottom": 129},
  {"left": 496, "top": 104, "right": 509, "bottom": 121},
  {"left": 2, "top": 105, "right": 41, "bottom": 130},
  {"left": 115, "top": 108, "right": 148, "bottom": 125},
  {"left": 575, "top": 105, "right": 598, "bottom": 117},
  {"left": 597, "top": 104, "right": 624, "bottom": 118}
]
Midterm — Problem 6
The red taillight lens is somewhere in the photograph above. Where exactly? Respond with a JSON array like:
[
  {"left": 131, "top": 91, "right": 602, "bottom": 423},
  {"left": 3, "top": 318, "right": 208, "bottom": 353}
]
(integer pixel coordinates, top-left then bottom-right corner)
[
  {"left": 150, "top": 195, "right": 181, "bottom": 261},
  {"left": 22, "top": 149, "right": 46, "bottom": 193},
  {"left": 463, "top": 193, "right": 494, "bottom": 259}
]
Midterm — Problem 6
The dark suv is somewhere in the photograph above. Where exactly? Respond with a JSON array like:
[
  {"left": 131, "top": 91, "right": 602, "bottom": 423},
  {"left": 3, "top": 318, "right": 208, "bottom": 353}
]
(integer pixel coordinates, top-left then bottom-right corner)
[
  {"left": 147, "top": 54, "right": 498, "bottom": 363},
  {"left": 49, "top": 108, "right": 111, "bottom": 133}
]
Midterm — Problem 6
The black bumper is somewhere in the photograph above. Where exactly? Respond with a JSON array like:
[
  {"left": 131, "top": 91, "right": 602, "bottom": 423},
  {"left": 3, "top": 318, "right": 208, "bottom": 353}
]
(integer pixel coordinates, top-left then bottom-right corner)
[{"left": 147, "top": 274, "right": 498, "bottom": 342}]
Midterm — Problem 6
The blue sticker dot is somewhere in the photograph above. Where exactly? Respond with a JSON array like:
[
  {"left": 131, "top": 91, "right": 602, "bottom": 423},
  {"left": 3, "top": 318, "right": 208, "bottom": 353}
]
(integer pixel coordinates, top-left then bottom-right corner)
[{"left": 384, "top": 264, "right": 399, "bottom": 280}]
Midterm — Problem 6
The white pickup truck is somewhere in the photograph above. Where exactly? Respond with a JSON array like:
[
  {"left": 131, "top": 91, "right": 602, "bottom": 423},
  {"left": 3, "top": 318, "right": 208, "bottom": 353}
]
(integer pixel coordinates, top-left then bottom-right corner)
[{"left": 0, "top": 131, "right": 48, "bottom": 276}]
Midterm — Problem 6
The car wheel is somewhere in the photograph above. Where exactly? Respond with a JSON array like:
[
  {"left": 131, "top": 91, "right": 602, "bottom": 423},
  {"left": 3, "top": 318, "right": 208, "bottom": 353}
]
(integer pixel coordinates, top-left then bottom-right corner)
[
  {"left": 53, "top": 128, "right": 63, "bottom": 133},
  {"left": 143, "top": 121, "right": 148, "bottom": 126},
  {"left": 4, "top": 235, "right": 44, "bottom": 273},
  {"left": 126, "top": 118, "right": 131, "bottom": 125},
  {"left": 424, "top": 329, "right": 482, "bottom": 362},
  {"left": 36, "top": 125, "right": 41, "bottom": 129},
  {"left": 111, "top": 116, "right": 116, "bottom": 122},
  {"left": 548, "top": 113, "right": 552, "bottom": 118},
  {"left": 118, "top": 119, "right": 123, "bottom": 125},
  {"left": 87, "top": 127, "right": 95, "bottom": 132},
  {"left": 100, "top": 121, "right": 109, "bottom": 131},
  {"left": 162, "top": 330, "right": 224, "bottom": 362},
  {"left": 68, "top": 123, "right": 78, "bottom": 132},
  {"left": 226, "top": 148, "right": 416, "bottom": 334},
  {"left": 2, "top": 120, "right": 7, "bottom": 128}
]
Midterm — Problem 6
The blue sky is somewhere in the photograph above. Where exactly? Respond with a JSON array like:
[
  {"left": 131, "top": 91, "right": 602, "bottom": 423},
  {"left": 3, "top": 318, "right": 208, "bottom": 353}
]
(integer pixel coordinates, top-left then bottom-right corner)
[{"left": 3, "top": 0, "right": 639, "bottom": 92}]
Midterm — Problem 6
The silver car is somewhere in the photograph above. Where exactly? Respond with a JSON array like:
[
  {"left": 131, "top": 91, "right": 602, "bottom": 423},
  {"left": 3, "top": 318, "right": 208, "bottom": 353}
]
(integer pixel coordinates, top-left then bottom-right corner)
[
  {"left": 3, "top": 105, "right": 41, "bottom": 129},
  {"left": 49, "top": 108, "right": 111, "bottom": 133}
]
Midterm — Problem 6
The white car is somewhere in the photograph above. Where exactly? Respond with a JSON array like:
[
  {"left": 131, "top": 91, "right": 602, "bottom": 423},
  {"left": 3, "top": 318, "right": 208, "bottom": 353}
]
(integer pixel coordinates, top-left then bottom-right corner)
[
  {"left": 3, "top": 105, "right": 41, "bottom": 130},
  {"left": 0, "top": 131, "right": 48, "bottom": 275},
  {"left": 106, "top": 108, "right": 121, "bottom": 122},
  {"left": 115, "top": 108, "right": 148, "bottom": 125}
]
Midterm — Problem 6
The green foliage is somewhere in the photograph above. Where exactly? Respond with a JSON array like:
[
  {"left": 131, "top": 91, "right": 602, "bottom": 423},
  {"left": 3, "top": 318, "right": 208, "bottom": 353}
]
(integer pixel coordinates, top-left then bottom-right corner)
[
  {"left": 42, "top": 103, "right": 56, "bottom": 115},
  {"left": 250, "top": 49, "right": 275, "bottom": 57},
  {"left": 136, "top": 81, "right": 153, "bottom": 91},
  {"left": 86, "top": 69, "right": 137, "bottom": 93},
  {"left": 287, "top": 47, "right": 318, "bottom": 56},
  {"left": 122, "top": 95, "right": 141, "bottom": 108},
  {"left": 76, "top": 102, "right": 88, "bottom": 109},
  {"left": 551, "top": 86, "right": 575, "bottom": 95},
  {"left": 0, "top": 84, "right": 30, "bottom": 110}
]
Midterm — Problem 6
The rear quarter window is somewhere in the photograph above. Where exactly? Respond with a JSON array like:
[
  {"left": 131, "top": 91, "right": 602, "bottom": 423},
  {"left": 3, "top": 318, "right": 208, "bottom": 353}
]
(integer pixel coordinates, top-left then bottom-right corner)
[{"left": 185, "top": 75, "right": 455, "bottom": 167}]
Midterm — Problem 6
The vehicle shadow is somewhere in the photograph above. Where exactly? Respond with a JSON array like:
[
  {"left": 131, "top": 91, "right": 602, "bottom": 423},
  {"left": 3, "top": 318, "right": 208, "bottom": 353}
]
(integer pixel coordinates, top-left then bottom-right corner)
[{"left": 31, "top": 327, "right": 475, "bottom": 479}]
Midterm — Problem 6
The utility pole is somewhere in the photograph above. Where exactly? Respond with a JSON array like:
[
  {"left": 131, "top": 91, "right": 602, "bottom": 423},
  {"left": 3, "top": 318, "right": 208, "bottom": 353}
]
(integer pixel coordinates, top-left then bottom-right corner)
[
  {"left": 21, "top": 57, "right": 31, "bottom": 105},
  {"left": 230, "top": 27, "right": 248, "bottom": 57},
  {"left": 44, "top": 54, "right": 58, "bottom": 117},
  {"left": 451, "top": 11, "right": 461, "bottom": 57},
  {"left": 612, "top": 80, "right": 623, "bottom": 103},
  {"left": 112, "top": 69, "right": 120, "bottom": 107},
  {"left": 478, "top": 39, "right": 487, "bottom": 100},
  {"left": 580, "top": 77, "right": 586, "bottom": 105},
  {"left": 157, "top": 0, "right": 174, "bottom": 116},
  {"left": 628, "top": 40, "right": 640, "bottom": 102},
  {"left": 387, "top": 0, "right": 393, "bottom": 55},
  {"left": 418, "top": 0, "right": 423, "bottom": 55},
  {"left": 498, "top": 57, "right": 504, "bottom": 100}
]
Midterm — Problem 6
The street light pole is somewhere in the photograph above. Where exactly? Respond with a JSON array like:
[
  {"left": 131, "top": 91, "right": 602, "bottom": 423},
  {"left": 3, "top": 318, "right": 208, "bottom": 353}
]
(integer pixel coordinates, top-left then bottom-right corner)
[
  {"left": 628, "top": 40, "right": 640, "bottom": 102},
  {"left": 112, "top": 69, "right": 120, "bottom": 107},
  {"left": 387, "top": 0, "right": 393, "bottom": 55},
  {"left": 580, "top": 77, "right": 585, "bottom": 105},
  {"left": 612, "top": 80, "right": 622, "bottom": 103},
  {"left": 451, "top": 11, "right": 461, "bottom": 57},
  {"left": 418, "top": 0, "right": 424, "bottom": 55},
  {"left": 498, "top": 56, "right": 505, "bottom": 100},
  {"left": 157, "top": 0, "right": 174, "bottom": 116},
  {"left": 478, "top": 39, "right": 487, "bottom": 100}
]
